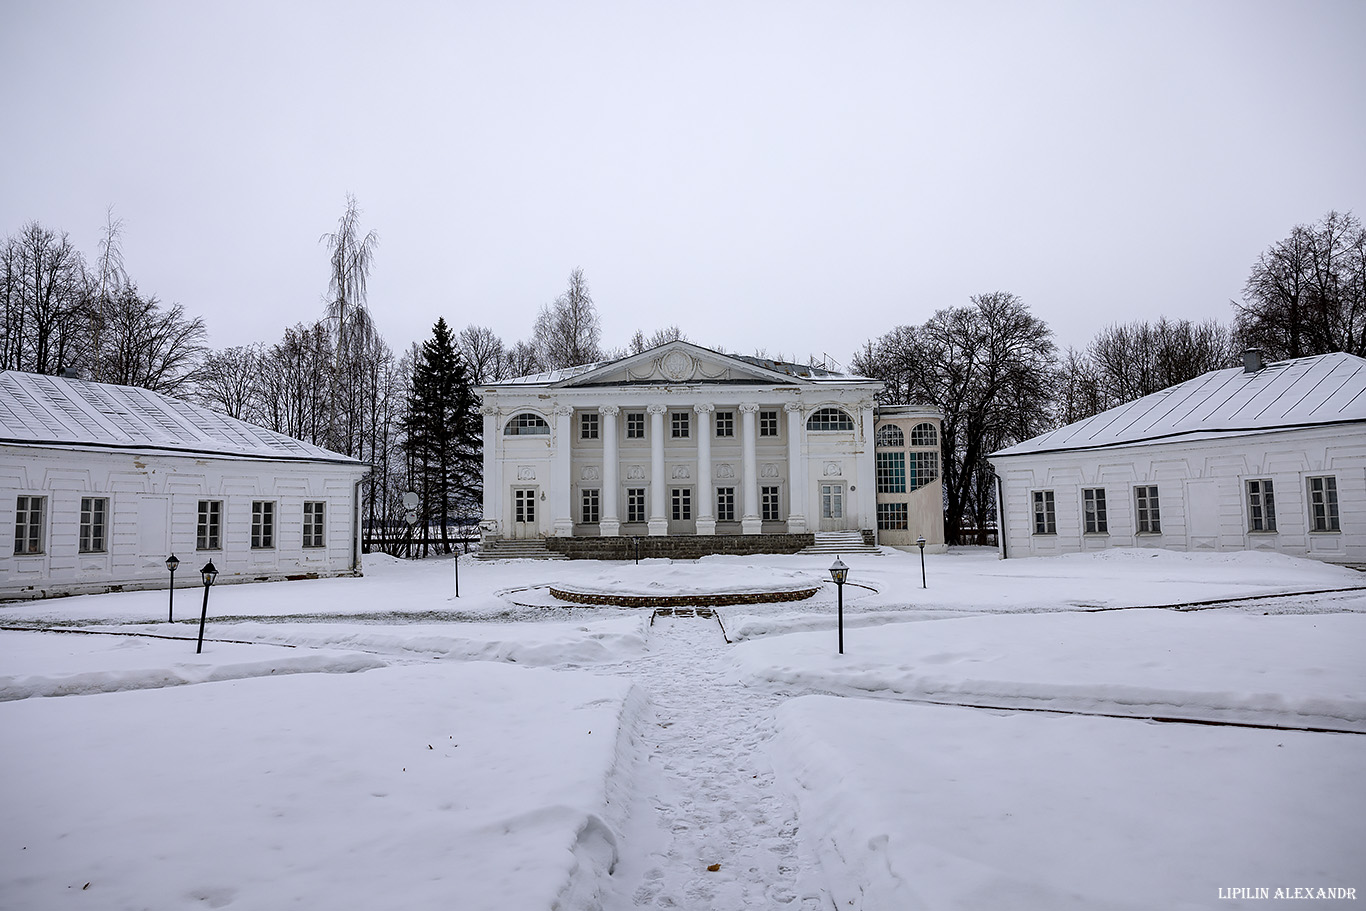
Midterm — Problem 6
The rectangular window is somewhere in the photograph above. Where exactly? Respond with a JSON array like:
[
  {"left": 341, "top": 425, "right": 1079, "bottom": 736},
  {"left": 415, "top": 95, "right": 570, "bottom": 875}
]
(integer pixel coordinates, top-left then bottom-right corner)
[
  {"left": 251, "top": 500, "right": 275, "bottom": 549},
  {"left": 671, "top": 412, "right": 690, "bottom": 439},
  {"left": 580, "top": 412, "right": 599, "bottom": 440},
  {"left": 876, "top": 451, "right": 907, "bottom": 494},
  {"left": 1247, "top": 479, "right": 1276, "bottom": 532},
  {"left": 626, "top": 488, "right": 646, "bottom": 523},
  {"left": 715, "top": 411, "right": 734, "bottom": 437},
  {"left": 1082, "top": 488, "right": 1108, "bottom": 534},
  {"left": 759, "top": 410, "right": 779, "bottom": 437},
  {"left": 13, "top": 495, "right": 45, "bottom": 555},
  {"left": 671, "top": 487, "right": 692, "bottom": 521},
  {"left": 761, "top": 486, "right": 781, "bottom": 521},
  {"left": 715, "top": 487, "right": 736, "bottom": 521},
  {"left": 303, "top": 501, "right": 326, "bottom": 548},
  {"left": 908, "top": 451, "right": 939, "bottom": 491},
  {"left": 1032, "top": 490, "right": 1056, "bottom": 535},
  {"left": 1307, "top": 476, "right": 1340, "bottom": 532},
  {"left": 581, "top": 489, "right": 600, "bottom": 523},
  {"left": 1135, "top": 485, "right": 1161, "bottom": 534},
  {"left": 197, "top": 500, "right": 222, "bottom": 550},
  {"left": 626, "top": 412, "right": 645, "bottom": 439},
  {"left": 877, "top": 502, "right": 908, "bottom": 530},
  {"left": 80, "top": 497, "right": 109, "bottom": 553}
]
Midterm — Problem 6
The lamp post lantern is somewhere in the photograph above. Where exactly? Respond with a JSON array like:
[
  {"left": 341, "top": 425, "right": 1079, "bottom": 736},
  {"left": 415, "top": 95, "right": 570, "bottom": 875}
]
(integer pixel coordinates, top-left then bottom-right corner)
[
  {"left": 165, "top": 554, "right": 180, "bottom": 622},
  {"left": 196, "top": 560, "right": 219, "bottom": 654},
  {"left": 916, "top": 535, "right": 927, "bottom": 589},
  {"left": 829, "top": 556, "right": 849, "bottom": 655}
]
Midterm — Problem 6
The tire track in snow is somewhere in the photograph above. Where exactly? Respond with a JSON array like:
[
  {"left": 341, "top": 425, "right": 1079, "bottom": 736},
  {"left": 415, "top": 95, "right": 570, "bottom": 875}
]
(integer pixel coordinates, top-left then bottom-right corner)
[{"left": 592, "top": 616, "right": 830, "bottom": 911}]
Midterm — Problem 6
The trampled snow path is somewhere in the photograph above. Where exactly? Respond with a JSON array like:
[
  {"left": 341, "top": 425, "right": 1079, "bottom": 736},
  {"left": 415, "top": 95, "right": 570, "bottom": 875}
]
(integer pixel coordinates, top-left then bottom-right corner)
[{"left": 593, "top": 615, "right": 830, "bottom": 911}]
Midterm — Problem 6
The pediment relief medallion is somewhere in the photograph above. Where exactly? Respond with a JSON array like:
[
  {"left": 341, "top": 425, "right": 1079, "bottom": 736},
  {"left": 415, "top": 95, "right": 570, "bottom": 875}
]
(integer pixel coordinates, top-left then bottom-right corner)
[
  {"left": 716, "top": 463, "right": 735, "bottom": 479},
  {"left": 823, "top": 462, "right": 842, "bottom": 477},
  {"left": 581, "top": 466, "right": 600, "bottom": 481},
  {"left": 671, "top": 465, "right": 691, "bottom": 479},
  {"left": 761, "top": 463, "right": 780, "bottom": 478},
  {"left": 624, "top": 351, "right": 733, "bottom": 384},
  {"left": 517, "top": 465, "right": 537, "bottom": 480},
  {"left": 626, "top": 465, "right": 646, "bottom": 480}
]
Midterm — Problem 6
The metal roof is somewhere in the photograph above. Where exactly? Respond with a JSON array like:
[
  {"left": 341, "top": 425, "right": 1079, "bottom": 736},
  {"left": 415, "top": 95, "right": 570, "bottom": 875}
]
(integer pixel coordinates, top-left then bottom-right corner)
[
  {"left": 0, "top": 371, "right": 363, "bottom": 465},
  {"left": 992, "top": 352, "right": 1366, "bottom": 458}
]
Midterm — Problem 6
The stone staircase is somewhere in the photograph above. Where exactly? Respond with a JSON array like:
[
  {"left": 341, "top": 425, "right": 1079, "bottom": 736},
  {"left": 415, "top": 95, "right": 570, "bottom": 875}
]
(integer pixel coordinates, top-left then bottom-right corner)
[
  {"left": 799, "top": 531, "right": 881, "bottom": 556},
  {"left": 475, "top": 537, "right": 569, "bottom": 561}
]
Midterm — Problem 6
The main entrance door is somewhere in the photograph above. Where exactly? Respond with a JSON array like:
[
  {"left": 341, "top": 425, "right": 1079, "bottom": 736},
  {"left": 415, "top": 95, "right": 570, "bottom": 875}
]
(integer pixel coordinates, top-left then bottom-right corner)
[
  {"left": 513, "top": 488, "right": 538, "bottom": 539},
  {"left": 820, "top": 483, "right": 844, "bottom": 531}
]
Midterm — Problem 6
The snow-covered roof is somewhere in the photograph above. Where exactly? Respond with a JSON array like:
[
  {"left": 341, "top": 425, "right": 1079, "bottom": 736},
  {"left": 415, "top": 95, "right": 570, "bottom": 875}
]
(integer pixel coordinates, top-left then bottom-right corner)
[
  {"left": 993, "top": 352, "right": 1366, "bottom": 458},
  {"left": 496, "top": 361, "right": 609, "bottom": 386},
  {"left": 0, "top": 371, "right": 363, "bottom": 465}
]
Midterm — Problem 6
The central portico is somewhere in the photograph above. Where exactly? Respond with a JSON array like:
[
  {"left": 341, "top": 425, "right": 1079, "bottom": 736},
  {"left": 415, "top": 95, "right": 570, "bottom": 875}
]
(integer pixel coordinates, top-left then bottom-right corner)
[{"left": 478, "top": 340, "right": 944, "bottom": 556}]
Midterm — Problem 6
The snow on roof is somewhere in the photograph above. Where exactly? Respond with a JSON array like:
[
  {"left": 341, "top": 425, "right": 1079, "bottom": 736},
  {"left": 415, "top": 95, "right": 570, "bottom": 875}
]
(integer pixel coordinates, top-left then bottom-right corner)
[
  {"left": 0, "top": 371, "right": 363, "bottom": 465},
  {"left": 496, "top": 361, "right": 608, "bottom": 386},
  {"left": 993, "top": 352, "right": 1366, "bottom": 458}
]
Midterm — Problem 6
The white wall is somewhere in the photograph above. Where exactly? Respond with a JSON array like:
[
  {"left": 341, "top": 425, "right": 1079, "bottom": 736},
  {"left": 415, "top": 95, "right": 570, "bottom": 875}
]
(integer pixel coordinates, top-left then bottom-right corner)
[
  {"left": 991, "top": 426, "right": 1366, "bottom": 566},
  {"left": 0, "top": 444, "right": 368, "bottom": 600}
]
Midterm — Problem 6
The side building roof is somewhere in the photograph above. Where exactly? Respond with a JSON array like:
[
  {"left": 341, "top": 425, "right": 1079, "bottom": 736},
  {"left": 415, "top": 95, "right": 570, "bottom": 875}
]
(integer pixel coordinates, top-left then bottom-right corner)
[
  {"left": 992, "top": 352, "right": 1366, "bottom": 459},
  {"left": 0, "top": 370, "right": 364, "bottom": 466}
]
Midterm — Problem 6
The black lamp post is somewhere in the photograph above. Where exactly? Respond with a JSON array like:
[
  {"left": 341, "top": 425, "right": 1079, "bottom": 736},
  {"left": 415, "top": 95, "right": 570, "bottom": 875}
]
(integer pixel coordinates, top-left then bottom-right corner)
[
  {"left": 916, "top": 535, "right": 927, "bottom": 589},
  {"left": 829, "top": 556, "right": 849, "bottom": 655},
  {"left": 165, "top": 554, "right": 179, "bottom": 622},
  {"left": 633, "top": 535, "right": 640, "bottom": 565},
  {"left": 453, "top": 550, "right": 460, "bottom": 598},
  {"left": 196, "top": 560, "right": 219, "bottom": 654}
]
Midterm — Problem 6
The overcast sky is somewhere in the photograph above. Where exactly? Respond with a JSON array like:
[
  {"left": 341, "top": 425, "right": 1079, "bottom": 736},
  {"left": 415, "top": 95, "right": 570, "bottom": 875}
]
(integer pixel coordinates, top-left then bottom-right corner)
[{"left": 3, "top": 0, "right": 1363, "bottom": 367}]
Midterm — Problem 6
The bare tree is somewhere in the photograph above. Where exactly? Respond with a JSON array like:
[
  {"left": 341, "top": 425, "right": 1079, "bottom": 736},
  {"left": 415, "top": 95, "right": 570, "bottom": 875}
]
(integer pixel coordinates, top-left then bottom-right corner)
[
  {"left": 627, "top": 325, "right": 686, "bottom": 354},
  {"left": 194, "top": 344, "right": 265, "bottom": 420},
  {"left": 89, "top": 207, "right": 128, "bottom": 381},
  {"left": 320, "top": 194, "right": 380, "bottom": 455},
  {"left": 533, "top": 267, "right": 603, "bottom": 369},
  {"left": 3, "top": 222, "right": 88, "bottom": 374},
  {"left": 1087, "top": 317, "right": 1235, "bottom": 410},
  {"left": 94, "top": 285, "right": 206, "bottom": 393},
  {"left": 457, "top": 324, "right": 507, "bottom": 384}
]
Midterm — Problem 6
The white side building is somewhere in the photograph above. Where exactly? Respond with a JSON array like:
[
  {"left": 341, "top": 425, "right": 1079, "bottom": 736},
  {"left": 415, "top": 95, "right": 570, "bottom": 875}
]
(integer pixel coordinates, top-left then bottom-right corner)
[
  {"left": 1, "top": 371, "right": 369, "bottom": 600},
  {"left": 988, "top": 352, "right": 1366, "bottom": 567},
  {"left": 477, "top": 341, "right": 946, "bottom": 556}
]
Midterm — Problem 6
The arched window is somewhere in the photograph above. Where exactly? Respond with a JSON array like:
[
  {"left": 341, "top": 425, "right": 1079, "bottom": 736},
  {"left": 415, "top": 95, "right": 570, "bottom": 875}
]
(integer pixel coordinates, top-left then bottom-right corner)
[
  {"left": 910, "top": 422, "right": 938, "bottom": 447},
  {"left": 806, "top": 407, "right": 854, "bottom": 431},
  {"left": 876, "top": 424, "right": 904, "bottom": 448},
  {"left": 504, "top": 412, "right": 550, "bottom": 436}
]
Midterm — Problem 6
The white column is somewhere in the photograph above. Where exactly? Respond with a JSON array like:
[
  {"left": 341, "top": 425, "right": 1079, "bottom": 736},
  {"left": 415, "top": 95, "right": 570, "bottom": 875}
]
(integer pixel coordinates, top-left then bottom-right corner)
[
  {"left": 855, "top": 401, "right": 877, "bottom": 537},
  {"left": 551, "top": 404, "right": 574, "bottom": 537},
  {"left": 739, "top": 403, "right": 761, "bottom": 535},
  {"left": 694, "top": 403, "right": 715, "bottom": 535},
  {"left": 480, "top": 405, "right": 498, "bottom": 540},
  {"left": 599, "top": 405, "right": 620, "bottom": 537},
  {"left": 647, "top": 404, "right": 668, "bottom": 536},
  {"left": 784, "top": 402, "right": 807, "bottom": 533}
]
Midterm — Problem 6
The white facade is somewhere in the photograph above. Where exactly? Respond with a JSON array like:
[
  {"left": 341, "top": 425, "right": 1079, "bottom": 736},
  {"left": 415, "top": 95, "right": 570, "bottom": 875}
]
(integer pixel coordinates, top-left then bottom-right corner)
[
  {"left": 990, "top": 353, "right": 1366, "bottom": 566},
  {"left": 477, "top": 342, "right": 946, "bottom": 550},
  {"left": 1, "top": 371, "right": 368, "bottom": 600}
]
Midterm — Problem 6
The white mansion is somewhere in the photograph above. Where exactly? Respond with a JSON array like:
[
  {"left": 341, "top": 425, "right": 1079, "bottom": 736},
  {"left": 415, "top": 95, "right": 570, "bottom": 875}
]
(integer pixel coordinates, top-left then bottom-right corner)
[{"left": 477, "top": 341, "right": 945, "bottom": 557}]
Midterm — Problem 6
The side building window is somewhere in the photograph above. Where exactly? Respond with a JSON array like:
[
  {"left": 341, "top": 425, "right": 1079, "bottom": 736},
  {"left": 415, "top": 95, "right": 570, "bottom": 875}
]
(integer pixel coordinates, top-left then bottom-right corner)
[
  {"left": 877, "top": 502, "right": 908, "bottom": 530},
  {"left": 876, "top": 424, "right": 904, "bottom": 447},
  {"left": 876, "top": 451, "right": 906, "bottom": 494},
  {"left": 1135, "top": 485, "right": 1161, "bottom": 534},
  {"left": 14, "top": 495, "right": 45, "bottom": 555},
  {"left": 303, "top": 501, "right": 326, "bottom": 548},
  {"left": 910, "top": 422, "right": 938, "bottom": 447},
  {"left": 1082, "top": 488, "right": 1107, "bottom": 534},
  {"left": 1247, "top": 479, "right": 1276, "bottom": 532},
  {"left": 80, "top": 497, "right": 109, "bottom": 553},
  {"left": 197, "top": 500, "right": 222, "bottom": 550},
  {"left": 251, "top": 501, "right": 275, "bottom": 549},
  {"left": 1032, "top": 490, "right": 1056, "bottom": 535},
  {"left": 909, "top": 452, "right": 939, "bottom": 491},
  {"left": 1307, "top": 476, "right": 1340, "bottom": 532}
]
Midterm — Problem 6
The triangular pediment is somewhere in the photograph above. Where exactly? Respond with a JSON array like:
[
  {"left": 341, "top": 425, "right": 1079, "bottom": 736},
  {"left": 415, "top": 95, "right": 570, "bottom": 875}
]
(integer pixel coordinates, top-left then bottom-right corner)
[{"left": 552, "top": 341, "right": 814, "bottom": 388}]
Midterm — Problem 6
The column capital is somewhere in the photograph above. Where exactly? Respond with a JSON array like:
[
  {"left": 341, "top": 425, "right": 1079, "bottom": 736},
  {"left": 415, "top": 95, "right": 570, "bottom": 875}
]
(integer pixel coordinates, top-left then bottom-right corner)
[
  {"left": 693, "top": 403, "right": 715, "bottom": 414},
  {"left": 480, "top": 405, "right": 498, "bottom": 416},
  {"left": 646, "top": 403, "right": 668, "bottom": 415},
  {"left": 783, "top": 402, "right": 803, "bottom": 414},
  {"left": 598, "top": 404, "right": 620, "bottom": 416},
  {"left": 738, "top": 402, "right": 761, "bottom": 414}
]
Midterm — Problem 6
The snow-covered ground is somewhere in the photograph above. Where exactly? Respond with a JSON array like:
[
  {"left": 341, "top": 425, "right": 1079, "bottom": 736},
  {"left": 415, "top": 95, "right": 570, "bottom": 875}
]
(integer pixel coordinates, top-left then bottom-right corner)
[{"left": 1, "top": 547, "right": 1362, "bottom": 909}]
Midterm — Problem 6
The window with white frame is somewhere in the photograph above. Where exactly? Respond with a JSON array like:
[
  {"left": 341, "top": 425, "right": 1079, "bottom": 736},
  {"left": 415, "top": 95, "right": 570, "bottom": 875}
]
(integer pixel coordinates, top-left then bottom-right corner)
[
  {"left": 715, "top": 411, "right": 734, "bottom": 437},
  {"left": 759, "top": 410, "right": 779, "bottom": 437},
  {"left": 1247, "top": 479, "right": 1276, "bottom": 532},
  {"left": 581, "top": 489, "right": 600, "bottom": 523},
  {"left": 876, "top": 451, "right": 907, "bottom": 494},
  {"left": 580, "top": 412, "right": 599, "bottom": 440},
  {"left": 197, "top": 500, "right": 222, "bottom": 550},
  {"left": 1307, "top": 476, "right": 1340, "bottom": 532},
  {"left": 504, "top": 412, "right": 549, "bottom": 435},
  {"left": 671, "top": 412, "right": 690, "bottom": 439},
  {"left": 761, "top": 486, "right": 781, "bottom": 521},
  {"left": 806, "top": 407, "right": 854, "bottom": 431},
  {"left": 251, "top": 501, "right": 275, "bottom": 548},
  {"left": 1032, "top": 490, "right": 1056, "bottom": 535},
  {"left": 910, "top": 422, "right": 938, "bottom": 447},
  {"left": 14, "top": 495, "right": 45, "bottom": 555},
  {"left": 626, "top": 412, "right": 645, "bottom": 439},
  {"left": 1135, "top": 485, "right": 1161, "bottom": 533},
  {"left": 909, "top": 451, "right": 938, "bottom": 491},
  {"left": 1082, "top": 488, "right": 1107, "bottom": 534},
  {"left": 716, "top": 487, "right": 735, "bottom": 522},
  {"left": 80, "top": 496, "right": 109, "bottom": 553},
  {"left": 877, "top": 502, "right": 908, "bottom": 530},
  {"left": 876, "top": 424, "right": 904, "bottom": 447},
  {"left": 626, "top": 488, "right": 646, "bottom": 523},
  {"left": 303, "top": 501, "right": 326, "bottom": 548},
  {"left": 671, "top": 487, "right": 691, "bottom": 520}
]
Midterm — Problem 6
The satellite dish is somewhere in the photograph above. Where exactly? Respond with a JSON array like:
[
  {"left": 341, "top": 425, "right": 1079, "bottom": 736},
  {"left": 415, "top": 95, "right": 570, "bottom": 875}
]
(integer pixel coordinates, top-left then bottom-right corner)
[{"left": 402, "top": 491, "right": 419, "bottom": 509}]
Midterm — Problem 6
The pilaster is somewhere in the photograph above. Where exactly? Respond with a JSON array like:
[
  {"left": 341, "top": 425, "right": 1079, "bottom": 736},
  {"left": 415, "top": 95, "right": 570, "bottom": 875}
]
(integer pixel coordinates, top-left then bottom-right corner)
[
  {"left": 599, "top": 405, "right": 620, "bottom": 537},
  {"left": 647, "top": 404, "right": 668, "bottom": 536},
  {"left": 784, "top": 401, "right": 807, "bottom": 533},
  {"left": 551, "top": 404, "right": 574, "bottom": 537},
  {"left": 739, "top": 403, "right": 761, "bottom": 535},
  {"left": 694, "top": 403, "right": 715, "bottom": 535}
]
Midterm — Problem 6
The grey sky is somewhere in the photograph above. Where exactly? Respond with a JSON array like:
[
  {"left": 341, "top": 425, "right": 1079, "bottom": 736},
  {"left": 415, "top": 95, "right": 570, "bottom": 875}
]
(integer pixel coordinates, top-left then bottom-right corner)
[{"left": 3, "top": 0, "right": 1363, "bottom": 367}]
